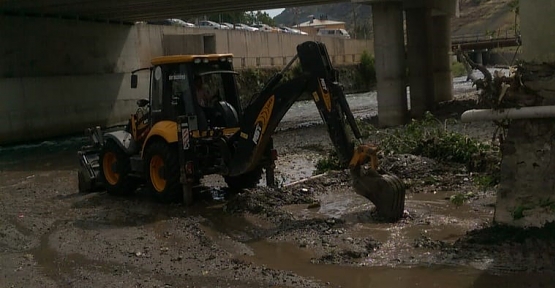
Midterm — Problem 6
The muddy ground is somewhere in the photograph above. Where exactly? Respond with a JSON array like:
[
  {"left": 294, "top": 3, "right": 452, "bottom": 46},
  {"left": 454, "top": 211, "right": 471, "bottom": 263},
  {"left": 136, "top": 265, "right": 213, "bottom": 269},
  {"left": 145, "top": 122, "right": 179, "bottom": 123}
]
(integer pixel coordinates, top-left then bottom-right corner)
[{"left": 2, "top": 91, "right": 555, "bottom": 287}]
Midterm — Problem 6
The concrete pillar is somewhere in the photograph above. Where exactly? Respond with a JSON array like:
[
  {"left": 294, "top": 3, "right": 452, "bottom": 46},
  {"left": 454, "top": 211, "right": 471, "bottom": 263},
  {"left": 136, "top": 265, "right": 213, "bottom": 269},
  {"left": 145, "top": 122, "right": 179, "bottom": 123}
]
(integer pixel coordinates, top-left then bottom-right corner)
[
  {"left": 431, "top": 15, "right": 454, "bottom": 103},
  {"left": 493, "top": 1, "right": 555, "bottom": 228},
  {"left": 475, "top": 51, "right": 483, "bottom": 65},
  {"left": 405, "top": 8, "right": 435, "bottom": 117},
  {"left": 372, "top": 1, "right": 409, "bottom": 126},
  {"left": 495, "top": 120, "right": 555, "bottom": 228},
  {"left": 520, "top": 0, "right": 555, "bottom": 63}
]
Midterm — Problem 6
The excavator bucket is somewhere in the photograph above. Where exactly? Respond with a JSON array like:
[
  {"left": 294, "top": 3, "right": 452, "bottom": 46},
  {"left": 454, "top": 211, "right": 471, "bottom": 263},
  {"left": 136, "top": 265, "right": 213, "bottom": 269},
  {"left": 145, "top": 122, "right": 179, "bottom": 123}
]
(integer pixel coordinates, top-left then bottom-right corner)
[{"left": 348, "top": 145, "right": 406, "bottom": 221}]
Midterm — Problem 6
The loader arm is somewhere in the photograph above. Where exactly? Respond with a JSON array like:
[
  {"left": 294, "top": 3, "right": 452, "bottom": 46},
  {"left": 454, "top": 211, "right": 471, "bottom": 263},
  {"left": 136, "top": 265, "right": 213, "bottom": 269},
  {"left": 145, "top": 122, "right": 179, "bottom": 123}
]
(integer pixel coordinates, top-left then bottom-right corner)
[
  {"left": 227, "top": 40, "right": 406, "bottom": 222},
  {"left": 227, "top": 41, "right": 362, "bottom": 177}
]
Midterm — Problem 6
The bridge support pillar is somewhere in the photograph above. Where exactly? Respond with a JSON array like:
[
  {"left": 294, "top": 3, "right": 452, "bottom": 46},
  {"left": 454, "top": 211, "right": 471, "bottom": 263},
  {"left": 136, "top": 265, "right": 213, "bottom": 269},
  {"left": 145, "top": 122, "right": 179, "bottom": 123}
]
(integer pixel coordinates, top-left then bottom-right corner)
[
  {"left": 475, "top": 50, "right": 483, "bottom": 65},
  {"left": 372, "top": 1, "right": 409, "bottom": 126},
  {"left": 431, "top": 15, "right": 454, "bottom": 103},
  {"left": 495, "top": 119, "right": 555, "bottom": 227},
  {"left": 406, "top": 7, "right": 435, "bottom": 117},
  {"left": 493, "top": 0, "right": 555, "bottom": 228}
]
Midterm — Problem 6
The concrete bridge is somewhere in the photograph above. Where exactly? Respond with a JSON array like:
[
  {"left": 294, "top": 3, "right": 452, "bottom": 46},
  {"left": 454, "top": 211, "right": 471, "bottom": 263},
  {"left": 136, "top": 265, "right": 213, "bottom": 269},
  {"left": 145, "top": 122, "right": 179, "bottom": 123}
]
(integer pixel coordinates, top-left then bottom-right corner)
[
  {"left": 451, "top": 29, "right": 522, "bottom": 65},
  {"left": 0, "top": 0, "right": 458, "bottom": 145},
  {"left": 452, "top": 30, "right": 521, "bottom": 52}
]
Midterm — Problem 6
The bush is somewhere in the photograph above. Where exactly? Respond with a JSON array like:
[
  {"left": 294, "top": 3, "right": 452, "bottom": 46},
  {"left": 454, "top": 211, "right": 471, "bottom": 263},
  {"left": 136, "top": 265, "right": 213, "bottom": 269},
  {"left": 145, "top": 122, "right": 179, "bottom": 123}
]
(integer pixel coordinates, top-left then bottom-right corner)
[
  {"left": 290, "top": 62, "right": 303, "bottom": 78},
  {"left": 314, "top": 113, "right": 497, "bottom": 174},
  {"left": 451, "top": 61, "right": 467, "bottom": 78},
  {"left": 375, "top": 112, "right": 496, "bottom": 165},
  {"left": 314, "top": 150, "right": 344, "bottom": 175},
  {"left": 357, "top": 50, "right": 376, "bottom": 89}
]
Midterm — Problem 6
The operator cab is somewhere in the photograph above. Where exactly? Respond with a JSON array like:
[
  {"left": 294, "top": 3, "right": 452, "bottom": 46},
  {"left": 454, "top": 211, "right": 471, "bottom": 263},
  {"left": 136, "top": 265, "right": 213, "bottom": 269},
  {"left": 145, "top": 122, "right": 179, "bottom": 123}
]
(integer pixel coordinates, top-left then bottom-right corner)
[{"left": 130, "top": 53, "right": 242, "bottom": 142}]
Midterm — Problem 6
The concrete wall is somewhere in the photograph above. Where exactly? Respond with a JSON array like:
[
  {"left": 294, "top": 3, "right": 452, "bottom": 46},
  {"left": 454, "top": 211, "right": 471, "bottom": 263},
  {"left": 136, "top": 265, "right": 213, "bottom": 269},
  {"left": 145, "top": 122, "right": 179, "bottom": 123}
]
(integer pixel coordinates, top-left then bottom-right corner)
[
  {"left": 0, "top": 15, "right": 372, "bottom": 145},
  {"left": 520, "top": 0, "right": 555, "bottom": 63},
  {"left": 162, "top": 25, "right": 372, "bottom": 68}
]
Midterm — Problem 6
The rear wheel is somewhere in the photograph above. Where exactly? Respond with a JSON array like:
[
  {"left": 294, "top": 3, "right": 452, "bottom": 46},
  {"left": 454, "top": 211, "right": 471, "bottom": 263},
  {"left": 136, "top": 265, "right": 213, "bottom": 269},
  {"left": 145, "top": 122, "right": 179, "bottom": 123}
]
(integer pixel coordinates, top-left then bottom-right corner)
[
  {"left": 99, "top": 140, "right": 137, "bottom": 196},
  {"left": 224, "top": 166, "right": 263, "bottom": 190},
  {"left": 145, "top": 141, "right": 183, "bottom": 203}
]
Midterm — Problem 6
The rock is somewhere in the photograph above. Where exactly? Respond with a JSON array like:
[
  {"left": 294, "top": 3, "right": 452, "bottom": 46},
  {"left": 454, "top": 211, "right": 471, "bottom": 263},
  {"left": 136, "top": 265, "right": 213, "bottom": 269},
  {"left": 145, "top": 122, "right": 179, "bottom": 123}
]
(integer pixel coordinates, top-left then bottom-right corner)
[{"left": 325, "top": 219, "right": 336, "bottom": 225}]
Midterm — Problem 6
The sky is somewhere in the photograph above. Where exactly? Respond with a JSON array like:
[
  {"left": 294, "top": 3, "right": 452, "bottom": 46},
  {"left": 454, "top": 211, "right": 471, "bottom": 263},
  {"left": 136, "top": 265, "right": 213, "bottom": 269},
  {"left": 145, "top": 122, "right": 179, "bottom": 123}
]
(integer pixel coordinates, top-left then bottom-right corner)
[{"left": 264, "top": 8, "right": 285, "bottom": 18}]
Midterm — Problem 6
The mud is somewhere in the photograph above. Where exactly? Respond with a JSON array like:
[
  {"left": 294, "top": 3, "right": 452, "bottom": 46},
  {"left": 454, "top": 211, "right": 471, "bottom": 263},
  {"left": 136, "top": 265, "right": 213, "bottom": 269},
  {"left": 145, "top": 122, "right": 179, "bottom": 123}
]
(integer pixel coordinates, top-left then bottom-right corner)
[{"left": 2, "top": 90, "right": 555, "bottom": 287}]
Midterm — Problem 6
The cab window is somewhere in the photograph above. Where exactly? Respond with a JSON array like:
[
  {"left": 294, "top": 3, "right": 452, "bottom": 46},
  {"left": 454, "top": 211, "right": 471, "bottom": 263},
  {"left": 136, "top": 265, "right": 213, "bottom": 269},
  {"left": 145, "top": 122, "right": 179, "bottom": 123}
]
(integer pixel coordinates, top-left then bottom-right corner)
[{"left": 150, "top": 66, "right": 163, "bottom": 112}]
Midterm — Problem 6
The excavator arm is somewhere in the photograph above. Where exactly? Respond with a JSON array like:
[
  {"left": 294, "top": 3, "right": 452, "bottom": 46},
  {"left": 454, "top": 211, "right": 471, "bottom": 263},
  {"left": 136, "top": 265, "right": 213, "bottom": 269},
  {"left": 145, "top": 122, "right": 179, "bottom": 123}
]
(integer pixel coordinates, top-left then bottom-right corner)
[{"left": 227, "top": 41, "right": 406, "bottom": 221}]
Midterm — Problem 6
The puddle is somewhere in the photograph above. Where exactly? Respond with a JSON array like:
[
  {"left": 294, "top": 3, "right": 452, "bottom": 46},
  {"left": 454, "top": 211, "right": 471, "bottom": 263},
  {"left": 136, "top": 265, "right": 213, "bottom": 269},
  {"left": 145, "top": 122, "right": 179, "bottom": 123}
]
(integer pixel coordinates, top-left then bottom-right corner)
[
  {"left": 194, "top": 187, "right": 547, "bottom": 288},
  {"left": 240, "top": 239, "right": 555, "bottom": 288}
]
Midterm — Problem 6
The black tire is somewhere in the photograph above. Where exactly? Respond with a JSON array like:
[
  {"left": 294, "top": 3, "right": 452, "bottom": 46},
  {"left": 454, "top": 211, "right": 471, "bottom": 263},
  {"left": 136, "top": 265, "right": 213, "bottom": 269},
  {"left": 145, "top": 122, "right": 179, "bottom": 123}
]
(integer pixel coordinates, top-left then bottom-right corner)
[
  {"left": 224, "top": 166, "right": 263, "bottom": 190},
  {"left": 99, "top": 140, "right": 137, "bottom": 196},
  {"left": 144, "top": 141, "right": 182, "bottom": 203}
]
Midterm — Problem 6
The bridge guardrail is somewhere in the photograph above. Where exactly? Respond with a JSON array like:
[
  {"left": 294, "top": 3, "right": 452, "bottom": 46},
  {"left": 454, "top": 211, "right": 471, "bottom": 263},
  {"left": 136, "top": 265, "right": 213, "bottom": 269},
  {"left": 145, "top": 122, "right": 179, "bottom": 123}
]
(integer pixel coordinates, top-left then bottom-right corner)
[
  {"left": 235, "top": 54, "right": 362, "bottom": 69},
  {"left": 452, "top": 29, "right": 520, "bottom": 44}
]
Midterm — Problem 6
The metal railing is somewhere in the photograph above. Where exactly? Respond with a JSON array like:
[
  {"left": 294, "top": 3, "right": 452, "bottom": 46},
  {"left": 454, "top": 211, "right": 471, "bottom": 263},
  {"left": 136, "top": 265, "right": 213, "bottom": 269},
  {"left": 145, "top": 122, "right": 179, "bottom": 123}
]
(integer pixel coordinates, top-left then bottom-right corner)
[
  {"left": 234, "top": 54, "right": 362, "bottom": 69},
  {"left": 452, "top": 29, "right": 520, "bottom": 44}
]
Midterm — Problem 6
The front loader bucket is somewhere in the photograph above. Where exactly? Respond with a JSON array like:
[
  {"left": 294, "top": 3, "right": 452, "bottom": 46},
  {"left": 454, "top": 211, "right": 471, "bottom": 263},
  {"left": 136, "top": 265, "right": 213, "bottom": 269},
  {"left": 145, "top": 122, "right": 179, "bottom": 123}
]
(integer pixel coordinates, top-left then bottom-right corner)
[{"left": 350, "top": 165, "right": 406, "bottom": 221}]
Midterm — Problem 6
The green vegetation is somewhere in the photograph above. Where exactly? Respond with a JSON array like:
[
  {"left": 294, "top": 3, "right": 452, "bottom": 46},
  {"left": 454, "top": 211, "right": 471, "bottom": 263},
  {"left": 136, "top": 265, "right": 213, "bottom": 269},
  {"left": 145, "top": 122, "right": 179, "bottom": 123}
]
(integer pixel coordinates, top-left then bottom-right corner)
[
  {"left": 314, "top": 150, "right": 344, "bottom": 175},
  {"left": 289, "top": 62, "right": 303, "bottom": 79},
  {"left": 512, "top": 205, "right": 532, "bottom": 220},
  {"left": 511, "top": 198, "right": 555, "bottom": 220},
  {"left": 356, "top": 50, "right": 376, "bottom": 90},
  {"left": 474, "top": 174, "right": 496, "bottom": 190},
  {"left": 315, "top": 112, "right": 497, "bottom": 174},
  {"left": 377, "top": 112, "right": 494, "bottom": 164},
  {"left": 539, "top": 198, "right": 555, "bottom": 211},
  {"left": 451, "top": 61, "right": 467, "bottom": 78},
  {"left": 450, "top": 192, "right": 476, "bottom": 208},
  {"left": 206, "top": 11, "right": 275, "bottom": 26}
]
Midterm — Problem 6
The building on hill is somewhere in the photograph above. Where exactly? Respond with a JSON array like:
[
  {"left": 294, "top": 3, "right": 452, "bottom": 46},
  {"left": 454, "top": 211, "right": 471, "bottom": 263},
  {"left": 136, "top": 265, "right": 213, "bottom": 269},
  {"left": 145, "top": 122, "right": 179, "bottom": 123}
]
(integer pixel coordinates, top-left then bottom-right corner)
[{"left": 294, "top": 16, "right": 346, "bottom": 35}]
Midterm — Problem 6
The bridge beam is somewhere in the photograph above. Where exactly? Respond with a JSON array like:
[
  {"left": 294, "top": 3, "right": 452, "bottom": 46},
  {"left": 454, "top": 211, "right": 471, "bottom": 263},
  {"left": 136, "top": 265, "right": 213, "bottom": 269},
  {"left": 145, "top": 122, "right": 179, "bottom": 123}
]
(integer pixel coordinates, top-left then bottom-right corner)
[{"left": 372, "top": 1, "right": 409, "bottom": 126}]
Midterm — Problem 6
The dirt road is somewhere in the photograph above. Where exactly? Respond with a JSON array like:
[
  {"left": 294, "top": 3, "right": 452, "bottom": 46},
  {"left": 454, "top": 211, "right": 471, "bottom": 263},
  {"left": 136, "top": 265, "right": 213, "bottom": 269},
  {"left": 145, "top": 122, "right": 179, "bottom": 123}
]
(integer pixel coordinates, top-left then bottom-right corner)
[{"left": 2, "top": 87, "right": 555, "bottom": 287}]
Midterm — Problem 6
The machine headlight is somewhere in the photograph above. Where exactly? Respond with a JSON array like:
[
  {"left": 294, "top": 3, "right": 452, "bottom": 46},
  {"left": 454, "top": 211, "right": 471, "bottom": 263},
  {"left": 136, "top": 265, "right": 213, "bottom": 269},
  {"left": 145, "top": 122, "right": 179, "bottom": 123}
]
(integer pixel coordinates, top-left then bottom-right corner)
[
  {"left": 194, "top": 58, "right": 201, "bottom": 64},
  {"left": 203, "top": 59, "right": 209, "bottom": 63},
  {"left": 227, "top": 57, "right": 233, "bottom": 62}
]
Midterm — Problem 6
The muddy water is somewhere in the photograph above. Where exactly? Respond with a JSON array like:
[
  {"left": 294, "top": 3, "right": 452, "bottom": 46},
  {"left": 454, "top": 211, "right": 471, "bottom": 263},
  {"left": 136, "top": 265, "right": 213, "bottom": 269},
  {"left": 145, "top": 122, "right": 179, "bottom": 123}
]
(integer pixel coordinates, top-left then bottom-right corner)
[
  {"left": 198, "top": 188, "right": 554, "bottom": 288},
  {"left": 243, "top": 240, "right": 552, "bottom": 288},
  {"left": 246, "top": 241, "right": 555, "bottom": 288}
]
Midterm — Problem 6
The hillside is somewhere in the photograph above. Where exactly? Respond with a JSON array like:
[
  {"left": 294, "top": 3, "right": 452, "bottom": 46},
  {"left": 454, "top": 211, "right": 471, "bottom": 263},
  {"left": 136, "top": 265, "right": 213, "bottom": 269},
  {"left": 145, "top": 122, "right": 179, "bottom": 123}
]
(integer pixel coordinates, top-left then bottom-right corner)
[
  {"left": 452, "top": 0, "right": 518, "bottom": 36},
  {"left": 274, "top": 0, "right": 518, "bottom": 38},
  {"left": 274, "top": 3, "right": 372, "bottom": 29}
]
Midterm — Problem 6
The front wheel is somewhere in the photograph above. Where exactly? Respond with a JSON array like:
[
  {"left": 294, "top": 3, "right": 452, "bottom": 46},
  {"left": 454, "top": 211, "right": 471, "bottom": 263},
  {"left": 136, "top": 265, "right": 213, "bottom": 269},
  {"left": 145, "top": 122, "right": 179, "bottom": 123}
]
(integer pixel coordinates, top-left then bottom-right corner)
[
  {"left": 144, "top": 141, "right": 183, "bottom": 203},
  {"left": 99, "top": 140, "right": 138, "bottom": 196}
]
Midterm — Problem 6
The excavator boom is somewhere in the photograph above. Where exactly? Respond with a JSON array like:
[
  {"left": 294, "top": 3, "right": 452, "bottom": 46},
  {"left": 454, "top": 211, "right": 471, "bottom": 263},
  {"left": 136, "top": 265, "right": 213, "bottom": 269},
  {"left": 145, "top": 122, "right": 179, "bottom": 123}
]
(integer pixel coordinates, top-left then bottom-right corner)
[{"left": 228, "top": 41, "right": 406, "bottom": 221}]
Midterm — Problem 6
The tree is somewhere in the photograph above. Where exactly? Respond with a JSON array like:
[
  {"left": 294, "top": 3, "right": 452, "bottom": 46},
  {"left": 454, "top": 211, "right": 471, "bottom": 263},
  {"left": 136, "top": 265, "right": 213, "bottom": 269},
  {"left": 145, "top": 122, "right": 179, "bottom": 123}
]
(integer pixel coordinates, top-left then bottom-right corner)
[
  {"left": 207, "top": 12, "right": 247, "bottom": 24},
  {"left": 246, "top": 11, "right": 276, "bottom": 26},
  {"left": 205, "top": 10, "right": 275, "bottom": 26}
]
